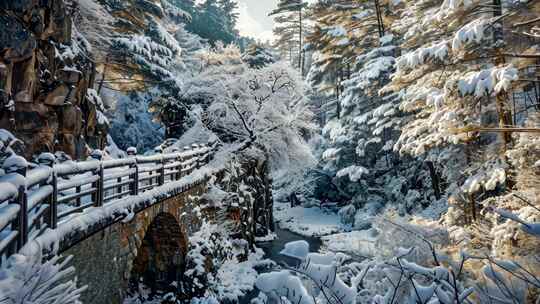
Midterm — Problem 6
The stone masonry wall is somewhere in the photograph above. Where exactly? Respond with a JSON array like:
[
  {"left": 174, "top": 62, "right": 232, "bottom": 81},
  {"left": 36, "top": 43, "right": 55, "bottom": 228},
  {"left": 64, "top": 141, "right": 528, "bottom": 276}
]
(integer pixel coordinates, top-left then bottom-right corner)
[{"left": 63, "top": 185, "right": 205, "bottom": 304}]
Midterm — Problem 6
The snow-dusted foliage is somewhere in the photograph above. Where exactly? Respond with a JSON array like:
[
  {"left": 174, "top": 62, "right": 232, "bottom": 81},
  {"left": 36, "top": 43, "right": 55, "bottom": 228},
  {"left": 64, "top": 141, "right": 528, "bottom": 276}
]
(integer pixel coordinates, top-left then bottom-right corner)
[
  {"left": 183, "top": 222, "right": 264, "bottom": 302},
  {"left": 74, "top": 0, "right": 205, "bottom": 152},
  {"left": 305, "top": 0, "right": 438, "bottom": 216},
  {"left": 112, "top": 18, "right": 184, "bottom": 83},
  {"left": 0, "top": 253, "right": 85, "bottom": 304},
  {"left": 306, "top": 0, "right": 539, "bottom": 240},
  {"left": 256, "top": 242, "right": 356, "bottom": 304},
  {"left": 242, "top": 44, "right": 276, "bottom": 69},
  {"left": 379, "top": 1, "right": 540, "bottom": 236},
  {"left": 154, "top": 44, "right": 316, "bottom": 176},
  {"left": 312, "top": 214, "right": 540, "bottom": 304},
  {"left": 107, "top": 91, "right": 165, "bottom": 152}
]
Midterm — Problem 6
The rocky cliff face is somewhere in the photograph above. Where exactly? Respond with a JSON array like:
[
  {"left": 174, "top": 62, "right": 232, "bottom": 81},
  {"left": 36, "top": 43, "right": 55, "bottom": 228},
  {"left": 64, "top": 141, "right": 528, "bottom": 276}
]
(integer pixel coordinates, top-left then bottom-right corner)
[{"left": 0, "top": 0, "right": 108, "bottom": 159}]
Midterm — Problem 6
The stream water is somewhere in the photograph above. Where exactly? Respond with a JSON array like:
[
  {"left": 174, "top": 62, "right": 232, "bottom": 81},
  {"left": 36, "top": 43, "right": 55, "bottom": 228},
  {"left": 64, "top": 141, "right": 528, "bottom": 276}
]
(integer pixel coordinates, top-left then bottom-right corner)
[{"left": 239, "top": 226, "right": 322, "bottom": 303}]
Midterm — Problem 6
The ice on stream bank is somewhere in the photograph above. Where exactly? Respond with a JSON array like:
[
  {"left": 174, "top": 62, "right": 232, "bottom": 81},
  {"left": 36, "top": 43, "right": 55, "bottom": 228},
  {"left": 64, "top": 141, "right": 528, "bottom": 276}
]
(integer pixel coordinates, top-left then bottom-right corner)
[
  {"left": 273, "top": 201, "right": 380, "bottom": 260},
  {"left": 320, "top": 230, "right": 378, "bottom": 258},
  {"left": 273, "top": 202, "right": 348, "bottom": 237}
]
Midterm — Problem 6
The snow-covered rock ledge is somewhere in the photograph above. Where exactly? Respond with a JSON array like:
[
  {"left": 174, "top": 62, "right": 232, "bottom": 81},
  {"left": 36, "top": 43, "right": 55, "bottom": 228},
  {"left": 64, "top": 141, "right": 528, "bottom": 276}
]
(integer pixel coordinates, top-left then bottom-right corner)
[{"left": 20, "top": 164, "right": 223, "bottom": 259}]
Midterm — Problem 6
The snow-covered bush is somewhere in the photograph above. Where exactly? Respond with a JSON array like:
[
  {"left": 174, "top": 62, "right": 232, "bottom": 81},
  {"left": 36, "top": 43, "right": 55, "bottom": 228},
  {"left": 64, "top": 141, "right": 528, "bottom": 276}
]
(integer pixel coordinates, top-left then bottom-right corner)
[
  {"left": 0, "top": 253, "right": 85, "bottom": 304},
  {"left": 256, "top": 241, "right": 356, "bottom": 304},
  {"left": 338, "top": 205, "right": 356, "bottom": 226},
  {"left": 242, "top": 44, "right": 276, "bottom": 69},
  {"left": 356, "top": 214, "right": 540, "bottom": 304},
  {"left": 0, "top": 130, "right": 24, "bottom": 165},
  {"left": 183, "top": 222, "right": 264, "bottom": 303}
]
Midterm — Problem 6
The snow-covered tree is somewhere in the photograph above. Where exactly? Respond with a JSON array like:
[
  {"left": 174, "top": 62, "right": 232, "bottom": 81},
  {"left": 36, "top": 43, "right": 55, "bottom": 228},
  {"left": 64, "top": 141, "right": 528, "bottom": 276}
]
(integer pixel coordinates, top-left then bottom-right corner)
[
  {"left": 186, "top": 0, "right": 240, "bottom": 45},
  {"left": 381, "top": 0, "right": 540, "bottom": 223},
  {"left": 152, "top": 44, "right": 316, "bottom": 172},
  {"left": 305, "top": 0, "right": 540, "bottom": 226},
  {"left": 242, "top": 44, "right": 277, "bottom": 69},
  {"left": 270, "top": 0, "right": 309, "bottom": 72},
  {"left": 0, "top": 253, "right": 85, "bottom": 304},
  {"left": 304, "top": 0, "right": 437, "bottom": 216}
]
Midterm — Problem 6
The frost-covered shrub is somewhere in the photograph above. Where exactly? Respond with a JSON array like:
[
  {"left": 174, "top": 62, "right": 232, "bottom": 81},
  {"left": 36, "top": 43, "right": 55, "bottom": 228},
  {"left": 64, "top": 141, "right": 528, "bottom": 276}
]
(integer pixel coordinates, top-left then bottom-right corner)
[
  {"left": 356, "top": 214, "right": 540, "bottom": 304},
  {"left": 183, "top": 223, "right": 263, "bottom": 303},
  {"left": 0, "top": 129, "right": 23, "bottom": 164},
  {"left": 373, "top": 217, "right": 450, "bottom": 263},
  {"left": 256, "top": 241, "right": 356, "bottom": 304},
  {"left": 241, "top": 44, "right": 276, "bottom": 69},
  {"left": 338, "top": 205, "right": 356, "bottom": 226},
  {"left": 0, "top": 253, "right": 85, "bottom": 304},
  {"left": 353, "top": 201, "right": 383, "bottom": 230},
  {"left": 184, "top": 223, "right": 235, "bottom": 298}
]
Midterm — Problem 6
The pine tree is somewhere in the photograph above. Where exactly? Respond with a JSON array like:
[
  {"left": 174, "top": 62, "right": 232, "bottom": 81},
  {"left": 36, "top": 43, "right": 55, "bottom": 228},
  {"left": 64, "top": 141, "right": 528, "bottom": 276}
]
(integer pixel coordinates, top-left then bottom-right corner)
[
  {"left": 219, "top": 0, "right": 240, "bottom": 37},
  {"left": 382, "top": 0, "right": 540, "bottom": 221},
  {"left": 242, "top": 43, "right": 276, "bottom": 69},
  {"left": 186, "top": 0, "right": 239, "bottom": 45},
  {"left": 307, "top": 0, "right": 439, "bottom": 213},
  {"left": 168, "top": 0, "right": 196, "bottom": 16},
  {"left": 270, "top": 0, "right": 308, "bottom": 73}
]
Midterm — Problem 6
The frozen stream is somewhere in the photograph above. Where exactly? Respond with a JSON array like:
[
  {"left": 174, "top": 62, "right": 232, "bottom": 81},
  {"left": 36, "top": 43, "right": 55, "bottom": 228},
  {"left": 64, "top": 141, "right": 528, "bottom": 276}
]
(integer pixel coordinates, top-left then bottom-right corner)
[
  {"left": 259, "top": 226, "right": 322, "bottom": 265},
  {"left": 239, "top": 226, "right": 322, "bottom": 303}
]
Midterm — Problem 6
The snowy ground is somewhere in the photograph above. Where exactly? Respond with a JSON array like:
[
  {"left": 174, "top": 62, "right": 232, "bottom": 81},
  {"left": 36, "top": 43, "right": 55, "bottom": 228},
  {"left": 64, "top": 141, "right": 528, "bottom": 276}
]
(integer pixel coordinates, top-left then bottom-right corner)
[
  {"left": 211, "top": 248, "right": 266, "bottom": 302},
  {"left": 273, "top": 201, "right": 379, "bottom": 261},
  {"left": 320, "top": 230, "right": 377, "bottom": 259},
  {"left": 273, "top": 202, "right": 349, "bottom": 237}
]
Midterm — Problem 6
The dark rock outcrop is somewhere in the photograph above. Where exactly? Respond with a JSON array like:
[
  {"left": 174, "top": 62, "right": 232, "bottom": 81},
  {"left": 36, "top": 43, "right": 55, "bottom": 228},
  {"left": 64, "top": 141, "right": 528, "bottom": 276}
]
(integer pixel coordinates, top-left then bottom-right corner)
[{"left": 0, "top": 0, "right": 108, "bottom": 159}]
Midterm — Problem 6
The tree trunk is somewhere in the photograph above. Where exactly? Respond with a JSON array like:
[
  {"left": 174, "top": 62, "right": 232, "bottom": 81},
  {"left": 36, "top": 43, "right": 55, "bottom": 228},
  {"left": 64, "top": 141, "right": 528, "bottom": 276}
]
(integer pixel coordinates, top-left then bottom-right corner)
[
  {"left": 495, "top": 91, "right": 513, "bottom": 146},
  {"left": 374, "top": 0, "right": 385, "bottom": 38},
  {"left": 493, "top": 0, "right": 503, "bottom": 42},
  {"left": 425, "top": 161, "right": 441, "bottom": 200},
  {"left": 468, "top": 194, "right": 477, "bottom": 222},
  {"left": 298, "top": 7, "right": 303, "bottom": 72},
  {"left": 97, "top": 56, "right": 109, "bottom": 95}
]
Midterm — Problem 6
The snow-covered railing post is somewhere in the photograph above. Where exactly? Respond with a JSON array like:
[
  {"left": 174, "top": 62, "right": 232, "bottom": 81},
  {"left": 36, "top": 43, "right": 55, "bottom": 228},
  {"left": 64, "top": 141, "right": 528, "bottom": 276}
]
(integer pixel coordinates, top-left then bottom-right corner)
[
  {"left": 182, "top": 146, "right": 191, "bottom": 175},
  {"left": 192, "top": 144, "right": 201, "bottom": 169},
  {"left": 49, "top": 172, "right": 58, "bottom": 229},
  {"left": 158, "top": 155, "right": 165, "bottom": 186},
  {"left": 127, "top": 147, "right": 139, "bottom": 196},
  {"left": 1, "top": 156, "right": 30, "bottom": 253},
  {"left": 90, "top": 151, "right": 105, "bottom": 207},
  {"left": 97, "top": 164, "right": 104, "bottom": 207},
  {"left": 14, "top": 185, "right": 28, "bottom": 251},
  {"left": 131, "top": 164, "right": 139, "bottom": 196},
  {"left": 175, "top": 154, "right": 183, "bottom": 181},
  {"left": 39, "top": 154, "right": 58, "bottom": 229}
]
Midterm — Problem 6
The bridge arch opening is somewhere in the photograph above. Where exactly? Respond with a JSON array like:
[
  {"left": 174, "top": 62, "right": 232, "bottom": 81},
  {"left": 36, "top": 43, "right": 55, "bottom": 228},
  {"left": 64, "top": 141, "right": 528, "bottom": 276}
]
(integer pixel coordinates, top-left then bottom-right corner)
[{"left": 129, "top": 212, "right": 188, "bottom": 296}]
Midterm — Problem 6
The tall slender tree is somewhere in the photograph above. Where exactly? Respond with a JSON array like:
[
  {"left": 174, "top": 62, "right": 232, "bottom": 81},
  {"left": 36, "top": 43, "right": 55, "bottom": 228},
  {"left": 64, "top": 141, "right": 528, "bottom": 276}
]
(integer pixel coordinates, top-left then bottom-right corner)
[
  {"left": 186, "top": 0, "right": 240, "bottom": 45},
  {"left": 270, "top": 0, "right": 308, "bottom": 74}
]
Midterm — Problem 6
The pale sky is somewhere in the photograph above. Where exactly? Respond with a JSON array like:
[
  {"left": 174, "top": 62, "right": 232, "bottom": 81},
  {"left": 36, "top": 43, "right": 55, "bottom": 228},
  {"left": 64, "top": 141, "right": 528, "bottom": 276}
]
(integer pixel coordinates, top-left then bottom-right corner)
[
  {"left": 194, "top": 0, "right": 313, "bottom": 42},
  {"left": 236, "top": 0, "right": 279, "bottom": 42},
  {"left": 236, "top": 0, "right": 316, "bottom": 42}
]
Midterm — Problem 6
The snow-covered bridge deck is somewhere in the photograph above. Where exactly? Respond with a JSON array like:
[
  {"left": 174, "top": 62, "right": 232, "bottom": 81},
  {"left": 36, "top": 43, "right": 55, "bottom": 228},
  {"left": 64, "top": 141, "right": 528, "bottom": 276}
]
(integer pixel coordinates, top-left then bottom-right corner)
[{"left": 0, "top": 143, "right": 216, "bottom": 262}]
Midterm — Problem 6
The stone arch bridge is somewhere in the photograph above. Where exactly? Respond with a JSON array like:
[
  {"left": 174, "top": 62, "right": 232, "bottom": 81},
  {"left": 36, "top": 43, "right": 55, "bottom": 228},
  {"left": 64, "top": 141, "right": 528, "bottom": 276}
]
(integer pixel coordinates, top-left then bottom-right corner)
[{"left": 0, "top": 143, "right": 273, "bottom": 303}]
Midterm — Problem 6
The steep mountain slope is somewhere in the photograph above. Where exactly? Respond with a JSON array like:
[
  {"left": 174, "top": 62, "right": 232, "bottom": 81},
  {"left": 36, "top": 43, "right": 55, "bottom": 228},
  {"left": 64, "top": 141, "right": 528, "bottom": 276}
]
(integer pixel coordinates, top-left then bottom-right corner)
[{"left": 0, "top": 0, "right": 107, "bottom": 158}]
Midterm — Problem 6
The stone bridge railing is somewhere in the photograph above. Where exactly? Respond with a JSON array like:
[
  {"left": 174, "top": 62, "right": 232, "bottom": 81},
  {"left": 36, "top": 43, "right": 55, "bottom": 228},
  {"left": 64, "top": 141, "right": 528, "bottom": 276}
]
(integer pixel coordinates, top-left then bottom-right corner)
[{"left": 0, "top": 143, "right": 216, "bottom": 262}]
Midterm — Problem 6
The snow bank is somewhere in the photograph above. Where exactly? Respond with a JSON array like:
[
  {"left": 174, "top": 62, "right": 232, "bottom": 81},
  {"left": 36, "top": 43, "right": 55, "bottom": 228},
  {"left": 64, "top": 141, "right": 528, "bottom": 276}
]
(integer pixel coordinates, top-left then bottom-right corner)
[
  {"left": 279, "top": 240, "right": 310, "bottom": 260},
  {"left": 274, "top": 203, "right": 346, "bottom": 237},
  {"left": 255, "top": 271, "right": 314, "bottom": 304}
]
